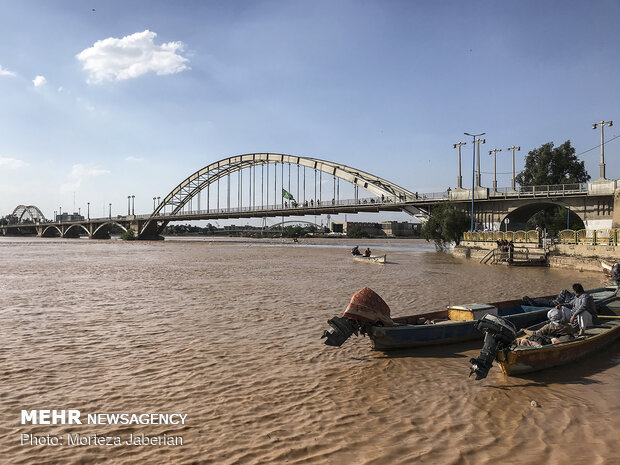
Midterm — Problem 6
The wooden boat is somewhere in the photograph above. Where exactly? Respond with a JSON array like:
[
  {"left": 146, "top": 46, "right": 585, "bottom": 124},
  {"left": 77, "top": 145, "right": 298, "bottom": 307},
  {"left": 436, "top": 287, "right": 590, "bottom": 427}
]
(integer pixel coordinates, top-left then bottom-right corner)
[
  {"left": 367, "top": 286, "right": 618, "bottom": 350},
  {"left": 353, "top": 254, "right": 387, "bottom": 264},
  {"left": 495, "top": 297, "right": 620, "bottom": 375},
  {"left": 601, "top": 259, "right": 615, "bottom": 276}
]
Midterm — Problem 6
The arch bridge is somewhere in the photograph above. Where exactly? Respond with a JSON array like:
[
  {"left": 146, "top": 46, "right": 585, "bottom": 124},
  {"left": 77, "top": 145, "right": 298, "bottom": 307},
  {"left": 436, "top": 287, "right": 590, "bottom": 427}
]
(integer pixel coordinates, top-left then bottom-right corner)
[
  {"left": 137, "top": 152, "right": 427, "bottom": 238},
  {"left": 1, "top": 153, "right": 618, "bottom": 240}
]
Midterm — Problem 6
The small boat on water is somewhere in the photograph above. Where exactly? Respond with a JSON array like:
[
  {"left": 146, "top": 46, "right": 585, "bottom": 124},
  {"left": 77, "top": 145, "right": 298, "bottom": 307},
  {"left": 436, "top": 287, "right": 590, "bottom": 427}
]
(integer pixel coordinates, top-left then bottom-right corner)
[
  {"left": 601, "top": 259, "right": 616, "bottom": 276},
  {"left": 468, "top": 297, "right": 620, "bottom": 379},
  {"left": 321, "top": 286, "right": 618, "bottom": 351},
  {"left": 353, "top": 254, "right": 387, "bottom": 264}
]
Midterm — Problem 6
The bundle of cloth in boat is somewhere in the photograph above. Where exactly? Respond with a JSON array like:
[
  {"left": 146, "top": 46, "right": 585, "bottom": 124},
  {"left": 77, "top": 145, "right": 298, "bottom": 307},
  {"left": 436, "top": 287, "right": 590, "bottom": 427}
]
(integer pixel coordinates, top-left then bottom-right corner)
[
  {"left": 522, "top": 289, "right": 575, "bottom": 308},
  {"left": 612, "top": 263, "right": 620, "bottom": 285},
  {"left": 342, "top": 287, "right": 394, "bottom": 326}
]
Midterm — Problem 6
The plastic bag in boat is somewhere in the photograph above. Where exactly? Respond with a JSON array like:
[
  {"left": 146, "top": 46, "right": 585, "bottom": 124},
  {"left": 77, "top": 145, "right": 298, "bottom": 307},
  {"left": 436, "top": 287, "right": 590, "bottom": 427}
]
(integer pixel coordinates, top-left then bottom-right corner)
[{"left": 342, "top": 287, "right": 394, "bottom": 327}]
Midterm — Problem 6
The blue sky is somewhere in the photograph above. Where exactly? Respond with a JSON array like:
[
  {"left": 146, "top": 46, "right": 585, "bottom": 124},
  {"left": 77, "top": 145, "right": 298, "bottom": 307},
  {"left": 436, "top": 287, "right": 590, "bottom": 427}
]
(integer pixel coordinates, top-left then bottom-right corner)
[{"left": 1, "top": 0, "right": 619, "bottom": 222}]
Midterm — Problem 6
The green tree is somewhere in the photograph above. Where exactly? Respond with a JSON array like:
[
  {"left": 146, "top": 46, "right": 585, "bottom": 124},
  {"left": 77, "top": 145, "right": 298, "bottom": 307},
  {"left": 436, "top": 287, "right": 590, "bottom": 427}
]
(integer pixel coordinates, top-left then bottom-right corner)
[
  {"left": 120, "top": 228, "right": 136, "bottom": 240},
  {"left": 515, "top": 141, "right": 590, "bottom": 186},
  {"left": 526, "top": 206, "right": 584, "bottom": 236},
  {"left": 346, "top": 225, "right": 370, "bottom": 239},
  {"left": 421, "top": 203, "right": 470, "bottom": 247}
]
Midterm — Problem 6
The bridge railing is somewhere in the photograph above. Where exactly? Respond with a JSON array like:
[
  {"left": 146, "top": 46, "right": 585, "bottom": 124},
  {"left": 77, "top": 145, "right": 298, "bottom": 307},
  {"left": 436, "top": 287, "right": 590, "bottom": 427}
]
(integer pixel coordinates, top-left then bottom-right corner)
[
  {"left": 467, "top": 228, "right": 620, "bottom": 246},
  {"left": 129, "top": 192, "right": 454, "bottom": 220},
  {"left": 489, "top": 183, "right": 587, "bottom": 197}
]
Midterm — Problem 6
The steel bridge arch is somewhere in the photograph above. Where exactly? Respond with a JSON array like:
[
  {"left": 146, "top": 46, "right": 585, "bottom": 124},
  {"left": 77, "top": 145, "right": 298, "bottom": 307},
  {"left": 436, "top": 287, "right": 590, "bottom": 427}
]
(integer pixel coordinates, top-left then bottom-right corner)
[
  {"left": 265, "top": 220, "right": 322, "bottom": 230},
  {"left": 141, "top": 153, "right": 416, "bottom": 236},
  {"left": 12, "top": 205, "right": 46, "bottom": 223}
]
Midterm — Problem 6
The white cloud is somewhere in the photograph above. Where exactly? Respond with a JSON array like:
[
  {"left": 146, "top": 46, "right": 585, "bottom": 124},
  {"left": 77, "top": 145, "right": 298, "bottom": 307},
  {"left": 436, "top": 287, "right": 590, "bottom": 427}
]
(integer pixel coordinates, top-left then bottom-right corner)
[
  {"left": 0, "top": 157, "right": 28, "bottom": 169},
  {"left": 33, "top": 75, "right": 47, "bottom": 87},
  {"left": 60, "top": 163, "right": 110, "bottom": 192},
  {"left": 0, "top": 65, "right": 15, "bottom": 77},
  {"left": 125, "top": 156, "right": 145, "bottom": 162},
  {"left": 76, "top": 30, "right": 190, "bottom": 83}
]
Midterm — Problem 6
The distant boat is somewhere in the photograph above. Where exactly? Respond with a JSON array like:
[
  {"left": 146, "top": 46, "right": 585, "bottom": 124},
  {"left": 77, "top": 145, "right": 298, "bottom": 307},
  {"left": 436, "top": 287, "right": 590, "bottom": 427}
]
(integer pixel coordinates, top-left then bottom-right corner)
[
  {"left": 473, "top": 297, "right": 620, "bottom": 377},
  {"left": 353, "top": 254, "right": 387, "bottom": 264}
]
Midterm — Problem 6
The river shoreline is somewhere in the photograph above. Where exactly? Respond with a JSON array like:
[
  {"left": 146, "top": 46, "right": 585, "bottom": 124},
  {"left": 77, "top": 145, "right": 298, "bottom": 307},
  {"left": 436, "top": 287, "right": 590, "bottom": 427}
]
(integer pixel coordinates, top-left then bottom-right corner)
[{"left": 453, "top": 241, "right": 619, "bottom": 272}]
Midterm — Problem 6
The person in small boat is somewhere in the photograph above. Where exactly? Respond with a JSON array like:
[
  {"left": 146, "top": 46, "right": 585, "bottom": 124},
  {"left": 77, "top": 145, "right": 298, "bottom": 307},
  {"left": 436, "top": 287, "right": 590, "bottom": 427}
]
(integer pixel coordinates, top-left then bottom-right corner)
[
  {"left": 562, "top": 283, "right": 597, "bottom": 336},
  {"left": 364, "top": 248, "right": 371, "bottom": 257},
  {"left": 351, "top": 246, "right": 361, "bottom": 256},
  {"left": 528, "top": 305, "right": 575, "bottom": 337}
]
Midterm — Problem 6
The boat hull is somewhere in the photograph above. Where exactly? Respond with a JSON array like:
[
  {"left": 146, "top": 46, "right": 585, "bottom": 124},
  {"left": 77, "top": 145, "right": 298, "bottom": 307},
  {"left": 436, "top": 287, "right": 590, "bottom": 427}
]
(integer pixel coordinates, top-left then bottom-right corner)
[
  {"left": 353, "top": 254, "right": 386, "bottom": 264},
  {"left": 368, "top": 286, "right": 618, "bottom": 351},
  {"left": 601, "top": 260, "right": 614, "bottom": 276},
  {"left": 369, "top": 308, "right": 549, "bottom": 350},
  {"left": 497, "top": 316, "right": 620, "bottom": 375}
]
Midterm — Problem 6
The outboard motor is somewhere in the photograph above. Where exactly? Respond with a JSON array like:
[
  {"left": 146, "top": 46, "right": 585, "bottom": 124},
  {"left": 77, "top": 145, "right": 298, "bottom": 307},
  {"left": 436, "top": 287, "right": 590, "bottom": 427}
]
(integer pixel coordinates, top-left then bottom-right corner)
[
  {"left": 469, "top": 314, "right": 517, "bottom": 380},
  {"left": 322, "top": 317, "right": 362, "bottom": 347},
  {"left": 321, "top": 287, "right": 394, "bottom": 347}
]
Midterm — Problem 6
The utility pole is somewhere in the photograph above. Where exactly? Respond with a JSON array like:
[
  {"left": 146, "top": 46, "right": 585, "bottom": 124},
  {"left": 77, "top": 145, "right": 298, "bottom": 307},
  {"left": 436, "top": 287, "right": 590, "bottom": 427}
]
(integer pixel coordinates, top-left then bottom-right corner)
[
  {"left": 453, "top": 141, "right": 466, "bottom": 189},
  {"left": 488, "top": 149, "right": 502, "bottom": 191},
  {"left": 474, "top": 137, "right": 486, "bottom": 187},
  {"left": 592, "top": 120, "right": 613, "bottom": 180},
  {"left": 465, "top": 132, "right": 486, "bottom": 232},
  {"left": 506, "top": 146, "right": 520, "bottom": 191}
]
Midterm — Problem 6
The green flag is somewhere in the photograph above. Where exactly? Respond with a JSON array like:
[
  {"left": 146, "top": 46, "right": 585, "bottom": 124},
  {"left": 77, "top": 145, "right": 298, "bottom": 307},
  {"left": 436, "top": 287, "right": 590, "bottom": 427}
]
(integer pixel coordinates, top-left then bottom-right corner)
[{"left": 282, "top": 188, "right": 295, "bottom": 201}]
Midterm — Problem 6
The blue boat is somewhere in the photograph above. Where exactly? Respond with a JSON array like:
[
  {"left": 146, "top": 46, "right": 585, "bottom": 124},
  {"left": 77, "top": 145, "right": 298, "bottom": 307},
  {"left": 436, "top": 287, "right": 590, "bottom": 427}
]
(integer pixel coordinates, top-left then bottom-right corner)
[{"left": 322, "top": 286, "right": 618, "bottom": 351}]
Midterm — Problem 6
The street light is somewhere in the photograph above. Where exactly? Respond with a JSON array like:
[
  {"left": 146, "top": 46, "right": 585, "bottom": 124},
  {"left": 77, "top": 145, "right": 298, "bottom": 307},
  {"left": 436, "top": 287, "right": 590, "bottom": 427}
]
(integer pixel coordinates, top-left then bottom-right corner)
[
  {"left": 153, "top": 197, "right": 156, "bottom": 210},
  {"left": 592, "top": 120, "right": 613, "bottom": 179},
  {"left": 465, "top": 132, "right": 486, "bottom": 232},
  {"left": 488, "top": 149, "right": 502, "bottom": 192},
  {"left": 453, "top": 141, "right": 466, "bottom": 189},
  {"left": 87, "top": 202, "right": 90, "bottom": 220},
  {"left": 474, "top": 137, "right": 486, "bottom": 187},
  {"left": 507, "top": 146, "right": 520, "bottom": 191},
  {"left": 109, "top": 203, "right": 112, "bottom": 219},
  {"left": 127, "top": 195, "right": 131, "bottom": 215},
  {"left": 131, "top": 195, "right": 135, "bottom": 215}
]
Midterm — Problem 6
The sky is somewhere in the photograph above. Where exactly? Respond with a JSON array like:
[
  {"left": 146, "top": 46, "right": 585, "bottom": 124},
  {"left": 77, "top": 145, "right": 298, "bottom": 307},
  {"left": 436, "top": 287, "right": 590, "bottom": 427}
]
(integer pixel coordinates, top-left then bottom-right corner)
[{"left": 1, "top": 0, "right": 619, "bottom": 224}]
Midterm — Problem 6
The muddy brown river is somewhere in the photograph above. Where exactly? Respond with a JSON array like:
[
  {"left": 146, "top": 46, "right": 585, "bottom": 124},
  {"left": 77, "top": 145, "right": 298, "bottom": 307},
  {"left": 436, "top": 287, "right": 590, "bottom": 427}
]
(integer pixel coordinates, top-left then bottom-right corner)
[{"left": 0, "top": 237, "right": 618, "bottom": 465}]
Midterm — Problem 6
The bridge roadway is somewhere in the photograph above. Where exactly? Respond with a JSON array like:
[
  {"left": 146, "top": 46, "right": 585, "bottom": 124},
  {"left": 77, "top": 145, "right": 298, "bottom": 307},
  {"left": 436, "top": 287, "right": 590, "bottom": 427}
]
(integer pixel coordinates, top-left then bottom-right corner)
[{"left": 3, "top": 181, "right": 615, "bottom": 239}]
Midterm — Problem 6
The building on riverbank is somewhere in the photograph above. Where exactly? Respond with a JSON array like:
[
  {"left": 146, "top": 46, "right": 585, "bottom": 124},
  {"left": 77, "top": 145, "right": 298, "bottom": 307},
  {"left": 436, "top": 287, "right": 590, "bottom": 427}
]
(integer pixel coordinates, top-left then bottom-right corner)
[{"left": 330, "top": 221, "right": 420, "bottom": 237}]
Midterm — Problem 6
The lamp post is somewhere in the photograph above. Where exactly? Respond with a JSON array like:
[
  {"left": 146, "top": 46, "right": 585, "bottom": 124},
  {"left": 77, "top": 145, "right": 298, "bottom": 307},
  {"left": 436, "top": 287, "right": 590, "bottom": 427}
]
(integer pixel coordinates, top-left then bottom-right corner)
[
  {"left": 474, "top": 137, "right": 486, "bottom": 187},
  {"left": 453, "top": 141, "right": 466, "bottom": 189},
  {"left": 506, "top": 146, "right": 520, "bottom": 191},
  {"left": 465, "top": 132, "right": 486, "bottom": 232},
  {"left": 592, "top": 120, "right": 613, "bottom": 179},
  {"left": 109, "top": 203, "right": 112, "bottom": 219},
  {"left": 131, "top": 195, "right": 135, "bottom": 215},
  {"left": 87, "top": 202, "right": 90, "bottom": 220},
  {"left": 153, "top": 197, "right": 156, "bottom": 210},
  {"left": 127, "top": 195, "right": 131, "bottom": 215},
  {"left": 488, "top": 149, "right": 502, "bottom": 191}
]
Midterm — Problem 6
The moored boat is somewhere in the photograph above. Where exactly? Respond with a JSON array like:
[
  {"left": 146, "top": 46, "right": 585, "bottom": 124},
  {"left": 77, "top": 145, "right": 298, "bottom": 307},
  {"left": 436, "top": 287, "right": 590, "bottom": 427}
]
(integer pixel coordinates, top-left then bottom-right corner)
[
  {"left": 601, "top": 259, "right": 615, "bottom": 276},
  {"left": 321, "top": 286, "right": 618, "bottom": 351},
  {"left": 469, "top": 297, "right": 620, "bottom": 378}
]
